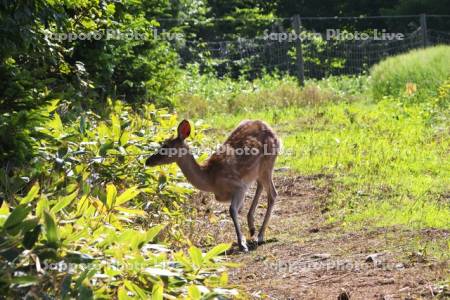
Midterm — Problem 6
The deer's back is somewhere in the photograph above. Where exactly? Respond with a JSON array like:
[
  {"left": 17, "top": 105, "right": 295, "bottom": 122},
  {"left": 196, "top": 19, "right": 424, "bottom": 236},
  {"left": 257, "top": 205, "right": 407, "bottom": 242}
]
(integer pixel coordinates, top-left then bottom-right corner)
[{"left": 203, "top": 120, "right": 280, "bottom": 181}]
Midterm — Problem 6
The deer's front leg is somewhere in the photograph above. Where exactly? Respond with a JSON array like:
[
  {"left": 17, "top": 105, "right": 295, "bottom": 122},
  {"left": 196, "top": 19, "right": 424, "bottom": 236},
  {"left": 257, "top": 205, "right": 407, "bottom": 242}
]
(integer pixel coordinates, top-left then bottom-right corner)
[{"left": 229, "top": 189, "right": 248, "bottom": 252}]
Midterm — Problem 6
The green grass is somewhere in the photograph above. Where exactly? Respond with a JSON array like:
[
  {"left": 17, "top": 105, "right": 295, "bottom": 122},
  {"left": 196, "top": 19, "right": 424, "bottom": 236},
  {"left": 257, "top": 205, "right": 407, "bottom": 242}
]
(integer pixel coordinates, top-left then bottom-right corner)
[
  {"left": 371, "top": 45, "right": 450, "bottom": 100},
  {"left": 175, "top": 61, "right": 449, "bottom": 232},
  {"left": 200, "top": 97, "right": 449, "bottom": 229}
]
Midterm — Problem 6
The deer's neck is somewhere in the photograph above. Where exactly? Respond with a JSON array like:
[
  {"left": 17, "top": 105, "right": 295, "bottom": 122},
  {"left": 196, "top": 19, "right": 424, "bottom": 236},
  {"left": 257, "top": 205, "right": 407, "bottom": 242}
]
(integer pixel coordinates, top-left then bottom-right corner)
[{"left": 176, "top": 152, "right": 214, "bottom": 192}]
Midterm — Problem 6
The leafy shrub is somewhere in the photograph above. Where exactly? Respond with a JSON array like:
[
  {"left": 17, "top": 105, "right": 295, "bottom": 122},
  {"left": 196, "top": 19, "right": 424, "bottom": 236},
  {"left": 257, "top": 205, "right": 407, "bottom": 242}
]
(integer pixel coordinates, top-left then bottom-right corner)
[
  {"left": 0, "top": 109, "right": 46, "bottom": 166},
  {"left": 370, "top": 45, "right": 450, "bottom": 101},
  {"left": 0, "top": 0, "right": 181, "bottom": 167},
  {"left": 0, "top": 100, "right": 237, "bottom": 298}
]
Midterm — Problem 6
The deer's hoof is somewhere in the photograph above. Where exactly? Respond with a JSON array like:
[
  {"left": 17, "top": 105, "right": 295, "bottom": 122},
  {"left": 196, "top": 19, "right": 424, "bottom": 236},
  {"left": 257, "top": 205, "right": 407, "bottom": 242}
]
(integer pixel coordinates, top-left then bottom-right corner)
[
  {"left": 249, "top": 235, "right": 259, "bottom": 244},
  {"left": 257, "top": 235, "right": 265, "bottom": 245},
  {"left": 247, "top": 239, "right": 258, "bottom": 250},
  {"left": 239, "top": 243, "right": 249, "bottom": 253}
]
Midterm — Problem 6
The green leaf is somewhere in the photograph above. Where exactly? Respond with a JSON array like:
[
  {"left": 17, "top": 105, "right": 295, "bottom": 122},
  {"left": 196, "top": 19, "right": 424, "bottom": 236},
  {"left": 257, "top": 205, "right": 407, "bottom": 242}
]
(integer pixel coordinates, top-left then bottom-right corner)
[
  {"left": 4, "top": 204, "right": 32, "bottom": 233},
  {"left": 189, "top": 246, "right": 203, "bottom": 267},
  {"left": 115, "top": 207, "right": 146, "bottom": 216},
  {"left": 115, "top": 186, "right": 140, "bottom": 206},
  {"left": 188, "top": 285, "right": 202, "bottom": 299},
  {"left": 36, "top": 196, "right": 49, "bottom": 219},
  {"left": 111, "top": 114, "right": 121, "bottom": 142},
  {"left": 119, "top": 131, "right": 130, "bottom": 146},
  {"left": 78, "top": 284, "right": 93, "bottom": 300},
  {"left": 65, "top": 251, "right": 94, "bottom": 264},
  {"left": 75, "top": 267, "right": 96, "bottom": 288},
  {"left": 0, "top": 201, "right": 9, "bottom": 215},
  {"left": 19, "top": 183, "right": 40, "bottom": 204},
  {"left": 23, "top": 225, "right": 41, "bottom": 249},
  {"left": 60, "top": 275, "right": 72, "bottom": 300},
  {"left": 51, "top": 189, "right": 79, "bottom": 214},
  {"left": 11, "top": 217, "right": 39, "bottom": 235},
  {"left": 76, "top": 194, "right": 89, "bottom": 215},
  {"left": 46, "top": 99, "right": 60, "bottom": 113},
  {"left": 49, "top": 113, "right": 64, "bottom": 135},
  {"left": 118, "top": 285, "right": 132, "bottom": 300},
  {"left": 204, "top": 243, "right": 231, "bottom": 261},
  {"left": 124, "top": 280, "right": 147, "bottom": 298},
  {"left": 219, "top": 272, "right": 228, "bottom": 285},
  {"left": 80, "top": 115, "right": 86, "bottom": 135},
  {"left": 143, "top": 225, "right": 164, "bottom": 246},
  {"left": 151, "top": 282, "right": 163, "bottom": 300},
  {"left": 0, "top": 201, "right": 9, "bottom": 227},
  {"left": 106, "top": 184, "right": 117, "bottom": 209},
  {"left": 174, "top": 251, "right": 193, "bottom": 271},
  {"left": 44, "top": 211, "right": 59, "bottom": 248},
  {"left": 10, "top": 275, "right": 38, "bottom": 286},
  {"left": 99, "top": 141, "right": 114, "bottom": 157}
]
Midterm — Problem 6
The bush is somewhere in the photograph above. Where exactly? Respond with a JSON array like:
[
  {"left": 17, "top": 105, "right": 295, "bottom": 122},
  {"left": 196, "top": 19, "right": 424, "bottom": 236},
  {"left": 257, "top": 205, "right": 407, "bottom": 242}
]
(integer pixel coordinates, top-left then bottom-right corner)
[
  {"left": 0, "top": 100, "right": 237, "bottom": 298},
  {"left": 370, "top": 45, "right": 450, "bottom": 101}
]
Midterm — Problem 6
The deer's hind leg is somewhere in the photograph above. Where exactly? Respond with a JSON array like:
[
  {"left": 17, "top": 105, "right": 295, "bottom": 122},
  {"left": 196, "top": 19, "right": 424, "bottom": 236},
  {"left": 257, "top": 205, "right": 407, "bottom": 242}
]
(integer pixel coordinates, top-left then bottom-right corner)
[
  {"left": 247, "top": 181, "right": 263, "bottom": 238},
  {"left": 229, "top": 188, "right": 248, "bottom": 252},
  {"left": 257, "top": 158, "right": 278, "bottom": 244}
]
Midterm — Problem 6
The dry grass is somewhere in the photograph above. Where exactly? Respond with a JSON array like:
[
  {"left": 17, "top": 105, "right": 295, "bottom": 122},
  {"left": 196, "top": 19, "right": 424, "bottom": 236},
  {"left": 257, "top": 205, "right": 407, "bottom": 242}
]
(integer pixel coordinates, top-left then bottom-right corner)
[{"left": 178, "top": 81, "right": 347, "bottom": 118}]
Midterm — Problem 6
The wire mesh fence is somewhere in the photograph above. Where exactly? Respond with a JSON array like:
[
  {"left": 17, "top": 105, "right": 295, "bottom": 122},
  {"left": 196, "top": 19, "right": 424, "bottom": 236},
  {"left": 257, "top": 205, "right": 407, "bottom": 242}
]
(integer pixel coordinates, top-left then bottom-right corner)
[{"left": 161, "top": 14, "right": 450, "bottom": 81}]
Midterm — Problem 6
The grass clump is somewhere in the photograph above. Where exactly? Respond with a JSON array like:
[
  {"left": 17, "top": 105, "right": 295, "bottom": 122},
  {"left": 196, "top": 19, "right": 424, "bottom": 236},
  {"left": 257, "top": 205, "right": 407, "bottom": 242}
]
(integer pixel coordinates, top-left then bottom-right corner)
[{"left": 370, "top": 45, "right": 450, "bottom": 101}]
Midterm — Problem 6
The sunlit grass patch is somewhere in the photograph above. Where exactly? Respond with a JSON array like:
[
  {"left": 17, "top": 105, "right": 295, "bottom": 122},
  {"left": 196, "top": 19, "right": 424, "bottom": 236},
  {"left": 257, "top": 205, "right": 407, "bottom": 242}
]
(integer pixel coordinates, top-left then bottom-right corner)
[
  {"left": 204, "top": 97, "right": 449, "bottom": 230},
  {"left": 345, "top": 198, "right": 450, "bottom": 229}
]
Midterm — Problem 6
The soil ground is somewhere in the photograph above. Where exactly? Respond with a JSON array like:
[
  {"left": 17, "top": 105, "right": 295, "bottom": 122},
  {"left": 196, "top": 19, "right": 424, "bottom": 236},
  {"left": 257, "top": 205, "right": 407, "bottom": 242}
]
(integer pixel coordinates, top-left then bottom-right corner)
[{"left": 191, "top": 173, "right": 449, "bottom": 300}]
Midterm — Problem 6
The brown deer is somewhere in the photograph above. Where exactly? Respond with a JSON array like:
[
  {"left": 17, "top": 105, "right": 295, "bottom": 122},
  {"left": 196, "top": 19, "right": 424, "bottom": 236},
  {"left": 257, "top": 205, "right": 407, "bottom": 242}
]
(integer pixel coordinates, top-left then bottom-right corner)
[{"left": 146, "top": 120, "right": 280, "bottom": 252}]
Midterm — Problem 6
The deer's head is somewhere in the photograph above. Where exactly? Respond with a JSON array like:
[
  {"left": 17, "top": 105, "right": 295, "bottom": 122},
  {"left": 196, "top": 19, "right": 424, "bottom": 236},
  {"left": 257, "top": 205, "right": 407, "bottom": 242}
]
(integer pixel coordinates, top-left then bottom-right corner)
[{"left": 145, "top": 120, "right": 191, "bottom": 167}]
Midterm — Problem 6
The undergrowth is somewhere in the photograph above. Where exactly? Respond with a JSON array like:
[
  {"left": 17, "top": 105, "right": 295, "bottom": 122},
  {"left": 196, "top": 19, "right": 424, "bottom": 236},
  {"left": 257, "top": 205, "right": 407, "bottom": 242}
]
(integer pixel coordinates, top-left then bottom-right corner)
[
  {"left": 175, "top": 65, "right": 369, "bottom": 117},
  {"left": 0, "top": 100, "right": 237, "bottom": 298}
]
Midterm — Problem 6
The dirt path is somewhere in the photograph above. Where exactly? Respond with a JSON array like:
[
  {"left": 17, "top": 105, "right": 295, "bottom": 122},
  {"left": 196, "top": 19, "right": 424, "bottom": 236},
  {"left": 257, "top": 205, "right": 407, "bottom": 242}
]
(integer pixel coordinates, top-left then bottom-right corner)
[{"left": 191, "top": 173, "right": 449, "bottom": 300}]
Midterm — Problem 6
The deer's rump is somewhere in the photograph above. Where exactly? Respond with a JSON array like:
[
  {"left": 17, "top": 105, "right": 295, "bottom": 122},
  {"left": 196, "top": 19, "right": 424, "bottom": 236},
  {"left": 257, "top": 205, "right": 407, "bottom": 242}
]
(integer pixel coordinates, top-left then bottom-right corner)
[
  {"left": 224, "top": 119, "right": 280, "bottom": 157},
  {"left": 203, "top": 120, "right": 280, "bottom": 181}
]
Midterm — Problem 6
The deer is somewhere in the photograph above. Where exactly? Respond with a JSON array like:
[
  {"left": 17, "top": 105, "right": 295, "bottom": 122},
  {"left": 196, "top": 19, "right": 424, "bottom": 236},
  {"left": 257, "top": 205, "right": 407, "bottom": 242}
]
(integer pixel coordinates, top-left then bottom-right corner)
[{"left": 146, "top": 119, "right": 280, "bottom": 252}]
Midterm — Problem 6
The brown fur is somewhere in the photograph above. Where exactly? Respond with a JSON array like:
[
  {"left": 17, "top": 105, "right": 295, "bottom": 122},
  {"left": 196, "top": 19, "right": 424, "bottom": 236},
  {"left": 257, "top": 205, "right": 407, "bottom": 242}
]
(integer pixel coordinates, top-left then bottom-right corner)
[
  {"left": 202, "top": 120, "right": 280, "bottom": 201},
  {"left": 146, "top": 119, "right": 280, "bottom": 251}
]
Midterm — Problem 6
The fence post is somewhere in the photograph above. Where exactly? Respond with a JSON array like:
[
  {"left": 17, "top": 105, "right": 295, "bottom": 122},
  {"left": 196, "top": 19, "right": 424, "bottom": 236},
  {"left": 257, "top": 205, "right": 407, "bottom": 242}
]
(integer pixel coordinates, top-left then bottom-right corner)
[
  {"left": 420, "top": 13, "right": 428, "bottom": 47},
  {"left": 292, "top": 15, "right": 305, "bottom": 87}
]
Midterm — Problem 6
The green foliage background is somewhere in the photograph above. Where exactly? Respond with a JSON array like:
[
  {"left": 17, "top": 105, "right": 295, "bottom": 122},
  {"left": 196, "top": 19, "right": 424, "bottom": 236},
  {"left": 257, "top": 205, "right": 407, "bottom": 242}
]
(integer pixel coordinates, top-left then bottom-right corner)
[{"left": 0, "top": 0, "right": 180, "bottom": 166}]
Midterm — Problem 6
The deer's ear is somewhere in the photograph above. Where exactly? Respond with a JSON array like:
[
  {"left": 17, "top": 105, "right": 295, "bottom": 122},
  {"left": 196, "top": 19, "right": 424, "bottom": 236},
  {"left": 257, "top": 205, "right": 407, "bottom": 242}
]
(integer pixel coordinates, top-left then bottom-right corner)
[{"left": 177, "top": 120, "right": 191, "bottom": 140}]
